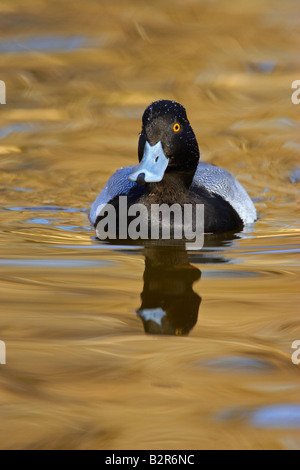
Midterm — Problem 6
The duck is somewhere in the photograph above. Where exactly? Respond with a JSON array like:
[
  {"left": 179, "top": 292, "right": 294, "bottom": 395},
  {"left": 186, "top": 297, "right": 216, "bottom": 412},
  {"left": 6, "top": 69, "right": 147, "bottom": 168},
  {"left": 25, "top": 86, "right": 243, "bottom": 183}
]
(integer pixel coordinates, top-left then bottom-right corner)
[{"left": 89, "top": 100, "right": 257, "bottom": 238}]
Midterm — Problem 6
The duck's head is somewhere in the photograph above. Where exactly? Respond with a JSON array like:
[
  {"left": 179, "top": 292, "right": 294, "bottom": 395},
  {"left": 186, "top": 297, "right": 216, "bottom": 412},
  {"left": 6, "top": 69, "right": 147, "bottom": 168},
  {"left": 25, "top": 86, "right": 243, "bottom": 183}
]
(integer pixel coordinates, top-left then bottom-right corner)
[{"left": 129, "top": 100, "right": 200, "bottom": 188}]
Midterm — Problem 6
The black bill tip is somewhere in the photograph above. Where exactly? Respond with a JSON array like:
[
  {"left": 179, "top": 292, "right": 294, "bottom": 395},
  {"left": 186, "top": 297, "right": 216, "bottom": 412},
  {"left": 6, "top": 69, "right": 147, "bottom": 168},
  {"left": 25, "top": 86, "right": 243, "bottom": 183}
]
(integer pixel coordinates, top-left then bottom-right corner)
[{"left": 136, "top": 172, "right": 146, "bottom": 185}]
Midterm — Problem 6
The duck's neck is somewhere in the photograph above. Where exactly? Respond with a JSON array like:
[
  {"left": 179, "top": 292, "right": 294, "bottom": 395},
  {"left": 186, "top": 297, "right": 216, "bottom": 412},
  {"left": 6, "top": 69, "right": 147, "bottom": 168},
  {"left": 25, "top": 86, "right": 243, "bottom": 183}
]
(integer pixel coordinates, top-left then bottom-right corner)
[{"left": 144, "top": 171, "right": 194, "bottom": 205}]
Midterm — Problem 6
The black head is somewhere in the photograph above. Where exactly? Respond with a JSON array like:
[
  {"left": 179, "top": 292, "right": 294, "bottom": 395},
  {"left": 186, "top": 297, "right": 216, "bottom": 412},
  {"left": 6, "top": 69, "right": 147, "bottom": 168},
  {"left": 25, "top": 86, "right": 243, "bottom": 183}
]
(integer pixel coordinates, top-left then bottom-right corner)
[{"left": 129, "top": 100, "right": 200, "bottom": 188}]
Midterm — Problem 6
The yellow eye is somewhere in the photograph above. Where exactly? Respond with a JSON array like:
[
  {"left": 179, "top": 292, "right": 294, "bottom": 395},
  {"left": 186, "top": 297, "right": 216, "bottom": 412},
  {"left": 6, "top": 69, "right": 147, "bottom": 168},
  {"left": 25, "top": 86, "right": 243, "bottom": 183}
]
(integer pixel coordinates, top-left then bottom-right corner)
[{"left": 173, "top": 123, "right": 180, "bottom": 132}]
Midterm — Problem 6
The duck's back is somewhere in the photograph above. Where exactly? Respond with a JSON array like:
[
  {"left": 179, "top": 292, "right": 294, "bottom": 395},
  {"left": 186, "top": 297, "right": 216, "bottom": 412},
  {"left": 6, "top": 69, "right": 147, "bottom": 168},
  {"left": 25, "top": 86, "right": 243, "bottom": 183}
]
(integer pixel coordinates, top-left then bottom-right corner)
[
  {"left": 89, "top": 162, "right": 257, "bottom": 230},
  {"left": 191, "top": 162, "right": 257, "bottom": 226},
  {"left": 89, "top": 165, "right": 142, "bottom": 226}
]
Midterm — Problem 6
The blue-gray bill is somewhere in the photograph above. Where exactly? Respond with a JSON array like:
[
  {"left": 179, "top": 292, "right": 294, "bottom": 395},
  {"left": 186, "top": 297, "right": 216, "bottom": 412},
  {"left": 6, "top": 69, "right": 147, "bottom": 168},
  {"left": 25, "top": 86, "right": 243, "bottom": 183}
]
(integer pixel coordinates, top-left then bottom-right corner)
[{"left": 128, "top": 141, "right": 169, "bottom": 185}]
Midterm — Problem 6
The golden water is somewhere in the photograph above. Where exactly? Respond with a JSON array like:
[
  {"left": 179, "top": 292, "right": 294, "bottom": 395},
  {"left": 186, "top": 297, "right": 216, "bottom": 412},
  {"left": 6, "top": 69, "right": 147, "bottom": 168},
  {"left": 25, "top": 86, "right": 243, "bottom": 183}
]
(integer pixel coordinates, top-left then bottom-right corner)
[{"left": 0, "top": 0, "right": 299, "bottom": 450}]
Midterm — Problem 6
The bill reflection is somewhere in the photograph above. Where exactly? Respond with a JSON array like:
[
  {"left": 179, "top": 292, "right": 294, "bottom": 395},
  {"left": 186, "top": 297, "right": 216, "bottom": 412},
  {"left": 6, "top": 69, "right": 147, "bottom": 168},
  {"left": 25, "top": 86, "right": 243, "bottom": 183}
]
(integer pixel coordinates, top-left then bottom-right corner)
[{"left": 137, "top": 245, "right": 201, "bottom": 335}]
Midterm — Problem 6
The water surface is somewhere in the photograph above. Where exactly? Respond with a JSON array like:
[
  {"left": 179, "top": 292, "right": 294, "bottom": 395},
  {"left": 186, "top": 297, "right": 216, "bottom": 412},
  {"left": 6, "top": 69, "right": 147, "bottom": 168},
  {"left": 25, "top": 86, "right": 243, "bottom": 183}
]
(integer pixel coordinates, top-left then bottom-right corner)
[{"left": 0, "top": 0, "right": 299, "bottom": 450}]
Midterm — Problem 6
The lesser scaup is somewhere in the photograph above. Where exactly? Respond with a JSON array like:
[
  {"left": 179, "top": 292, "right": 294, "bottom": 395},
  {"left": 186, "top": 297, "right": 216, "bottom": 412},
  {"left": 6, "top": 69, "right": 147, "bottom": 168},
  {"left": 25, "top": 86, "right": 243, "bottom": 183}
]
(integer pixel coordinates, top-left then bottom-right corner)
[{"left": 90, "top": 100, "right": 257, "bottom": 236}]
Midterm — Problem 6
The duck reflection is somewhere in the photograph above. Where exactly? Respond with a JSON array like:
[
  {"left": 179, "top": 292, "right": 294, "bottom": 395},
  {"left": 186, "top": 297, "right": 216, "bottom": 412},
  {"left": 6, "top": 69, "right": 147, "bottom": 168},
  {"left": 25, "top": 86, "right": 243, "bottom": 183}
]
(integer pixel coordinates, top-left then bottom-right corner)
[
  {"left": 137, "top": 244, "right": 201, "bottom": 335},
  {"left": 135, "top": 233, "right": 239, "bottom": 336},
  {"left": 101, "top": 232, "right": 241, "bottom": 336}
]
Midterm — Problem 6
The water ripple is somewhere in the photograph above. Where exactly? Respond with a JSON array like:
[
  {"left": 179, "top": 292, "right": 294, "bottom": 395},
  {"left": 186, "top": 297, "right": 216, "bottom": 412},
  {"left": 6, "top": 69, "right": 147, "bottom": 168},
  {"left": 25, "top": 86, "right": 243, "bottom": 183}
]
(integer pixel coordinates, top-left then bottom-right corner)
[
  {"left": 0, "top": 259, "right": 112, "bottom": 268},
  {"left": 251, "top": 405, "right": 300, "bottom": 430},
  {"left": 0, "top": 35, "right": 88, "bottom": 54}
]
